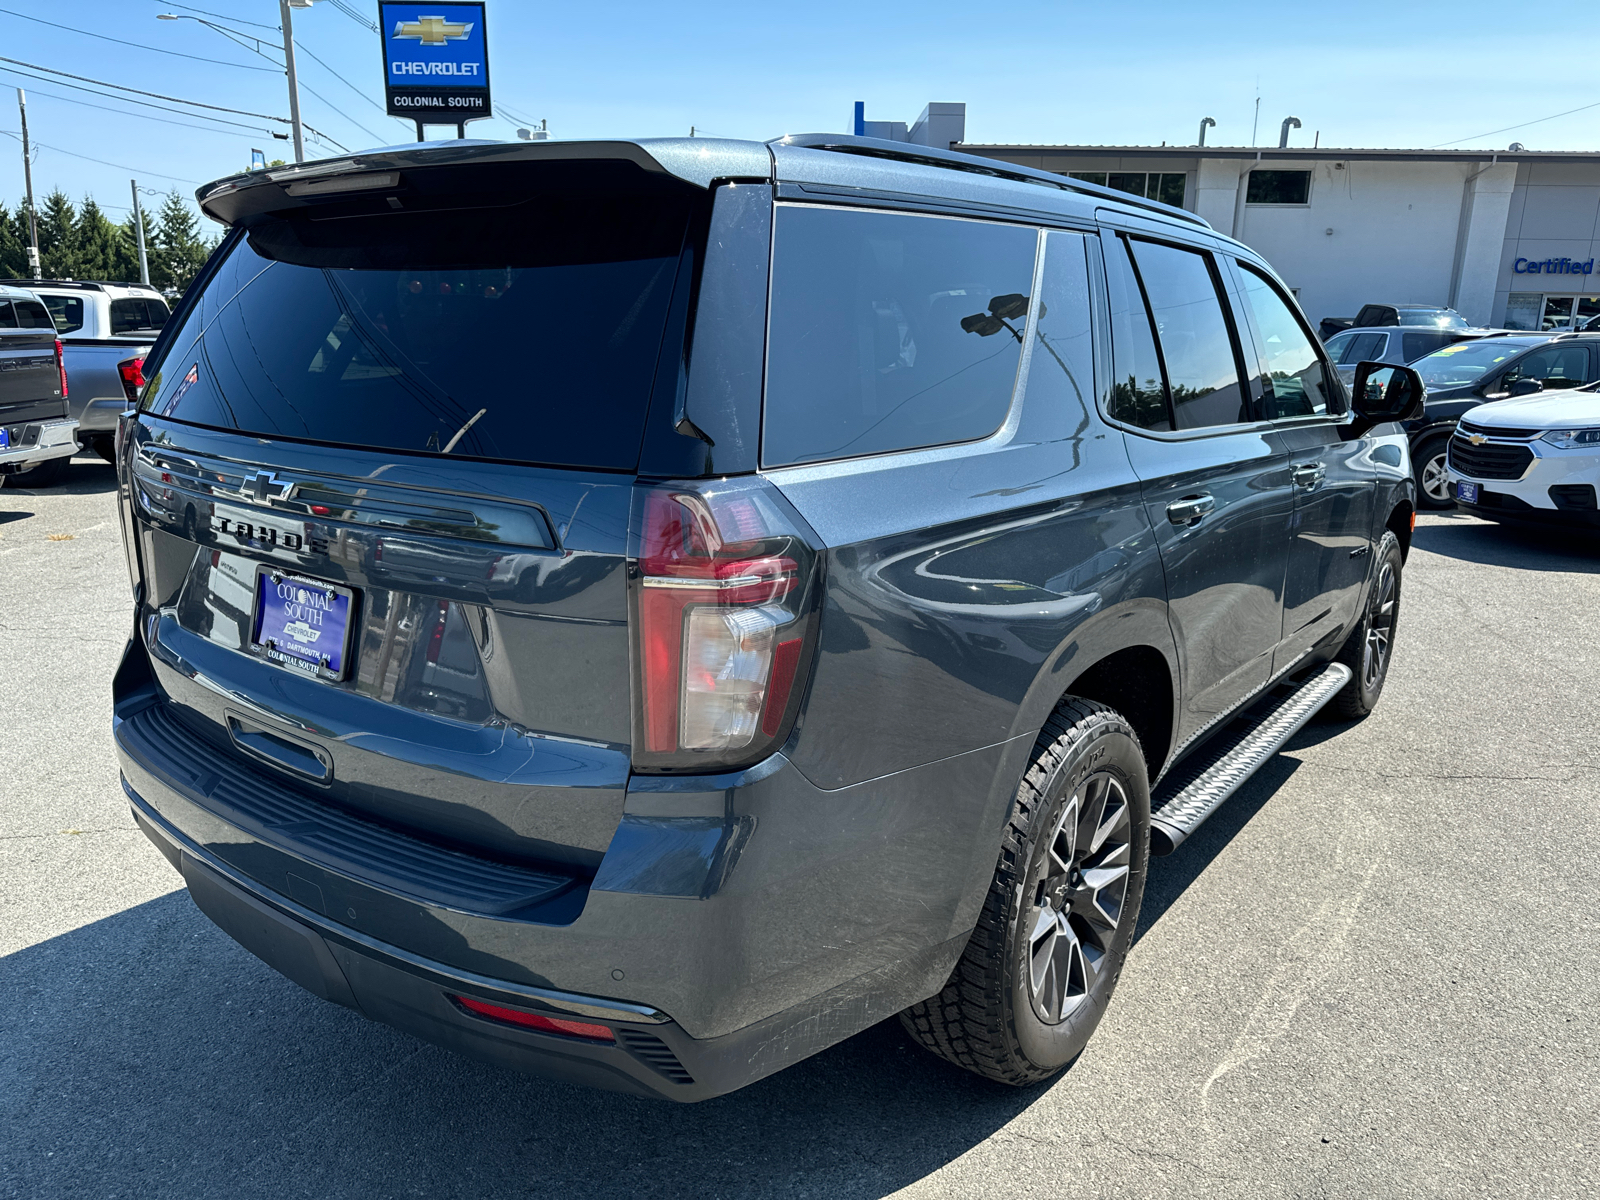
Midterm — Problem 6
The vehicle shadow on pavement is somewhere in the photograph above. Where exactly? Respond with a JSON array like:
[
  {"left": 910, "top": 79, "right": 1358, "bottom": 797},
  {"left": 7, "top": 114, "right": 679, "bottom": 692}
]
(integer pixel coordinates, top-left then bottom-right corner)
[
  {"left": 2, "top": 887, "right": 1046, "bottom": 1200},
  {"left": 2, "top": 456, "right": 118, "bottom": 499},
  {"left": 1134, "top": 754, "right": 1302, "bottom": 941},
  {"left": 1413, "top": 515, "right": 1600, "bottom": 571}
]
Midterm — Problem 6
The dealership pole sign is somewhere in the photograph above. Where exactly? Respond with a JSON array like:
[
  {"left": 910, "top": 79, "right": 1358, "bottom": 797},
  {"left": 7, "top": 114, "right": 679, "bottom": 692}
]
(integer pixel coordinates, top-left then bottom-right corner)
[{"left": 378, "top": 3, "right": 490, "bottom": 140}]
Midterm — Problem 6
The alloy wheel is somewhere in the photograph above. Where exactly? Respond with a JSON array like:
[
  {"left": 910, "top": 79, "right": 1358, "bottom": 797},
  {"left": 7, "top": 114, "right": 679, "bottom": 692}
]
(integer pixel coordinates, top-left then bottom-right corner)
[
  {"left": 1362, "top": 560, "right": 1398, "bottom": 689},
  {"left": 1420, "top": 453, "right": 1452, "bottom": 504},
  {"left": 1025, "top": 772, "right": 1132, "bottom": 1025}
]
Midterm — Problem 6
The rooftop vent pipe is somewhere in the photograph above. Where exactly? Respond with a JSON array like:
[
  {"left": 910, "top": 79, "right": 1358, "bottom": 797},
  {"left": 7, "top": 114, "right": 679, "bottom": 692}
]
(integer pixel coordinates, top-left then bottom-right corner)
[
  {"left": 1198, "top": 117, "right": 1216, "bottom": 147},
  {"left": 1279, "top": 117, "right": 1302, "bottom": 148}
]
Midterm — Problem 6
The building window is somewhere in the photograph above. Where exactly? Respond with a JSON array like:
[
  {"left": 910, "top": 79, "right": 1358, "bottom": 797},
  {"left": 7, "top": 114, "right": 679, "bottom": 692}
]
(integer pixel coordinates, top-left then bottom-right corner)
[
  {"left": 1245, "top": 170, "right": 1311, "bottom": 205},
  {"left": 1069, "top": 171, "right": 1186, "bottom": 208},
  {"left": 1503, "top": 294, "right": 1541, "bottom": 331}
]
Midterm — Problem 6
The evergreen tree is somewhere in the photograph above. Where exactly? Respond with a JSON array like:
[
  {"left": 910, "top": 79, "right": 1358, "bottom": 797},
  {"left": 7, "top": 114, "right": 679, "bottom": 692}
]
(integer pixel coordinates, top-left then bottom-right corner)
[
  {"left": 118, "top": 207, "right": 157, "bottom": 286},
  {"left": 70, "top": 197, "right": 125, "bottom": 282},
  {"left": 37, "top": 190, "right": 77, "bottom": 277},
  {"left": 0, "top": 202, "right": 28, "bottom": 278},
  {"left": 151, "top": 190, "right": 213, "bottom": 293}
]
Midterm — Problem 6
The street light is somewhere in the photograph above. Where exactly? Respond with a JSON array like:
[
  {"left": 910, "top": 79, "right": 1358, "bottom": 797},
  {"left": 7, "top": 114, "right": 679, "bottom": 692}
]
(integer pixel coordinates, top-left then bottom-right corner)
[{"left": 156, "top": 8, "right": 307, "bottom": 163}]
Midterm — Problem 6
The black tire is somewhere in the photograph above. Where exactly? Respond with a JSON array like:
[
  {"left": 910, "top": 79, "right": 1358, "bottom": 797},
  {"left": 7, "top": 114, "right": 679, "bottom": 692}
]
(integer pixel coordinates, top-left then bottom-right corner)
[
  {"left": 1413, "top": 433, "right": 1454, "bottom": 510},
  {"left": 7, "top": 454, "right": 70, "bottom": 488},
  {"left": 90, "top": 435, "right": 116, "bottom": 465},
  {"left": 899, "top": 699, "right": 1150, "bottom": 1086},
  {"left": 1331, "top": 530, "right": 1403, "bottom": 719}
]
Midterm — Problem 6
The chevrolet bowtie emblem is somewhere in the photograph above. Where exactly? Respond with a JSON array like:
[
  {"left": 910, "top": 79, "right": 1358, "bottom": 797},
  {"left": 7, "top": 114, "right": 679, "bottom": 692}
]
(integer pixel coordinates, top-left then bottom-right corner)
[
  {"left": 393, "top": 15, "right": 473, "bottom": 45},
  {"left": 1468, "top": 434, "right": 1487, "bottom": 445},
  {"left": 244, "top": 470, "right": 290, "bottom": 502}
]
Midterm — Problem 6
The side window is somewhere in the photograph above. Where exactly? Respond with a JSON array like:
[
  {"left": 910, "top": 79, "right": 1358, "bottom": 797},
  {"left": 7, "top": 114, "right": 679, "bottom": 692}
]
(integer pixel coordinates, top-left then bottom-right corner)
[
  {"left": 1102, "top": 236, "right": 1169, "bottom": 431},
  {"left": 41, "top": 295, "right": 85, "bottom": 334},
  {"left": 1126, "top": 238, "right": 1249, "bottom": 430},
  {"left": 14, "top": 300, "right": 56, "bottom": 330},
  {"left": 1237, "top": 264, "right": 1344, "bottom": 419},
  {"left": 1504, "top": 346, "right": 1592, "bottom": 389},
  {"left": 110, "top": 298, "right": 162, "bottom": 334},
  {"left": 0, "top": 302, "right": 15, "bottom": 329},
  {"left": 763, "top": 206, "right": 1039, "bottom": 467},
  {"left": 1401, "top": 332, "right": 1438, "bottom": 361},
  {"left": 1018, "top": 231, "right": 1096, "bottom": 444},
  {"left": 1342, "top": 332, "right": 1387, "bottom": 364}
]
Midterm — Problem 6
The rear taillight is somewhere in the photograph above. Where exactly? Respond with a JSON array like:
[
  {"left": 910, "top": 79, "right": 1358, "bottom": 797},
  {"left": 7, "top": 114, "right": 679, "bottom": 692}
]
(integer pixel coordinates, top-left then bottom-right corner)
[
  {"left": 425, "top": 600, "right": 449, "bottom": 663},
  {"left": 54, "top": 338, "right": 67, "bottom": 399},
  {"left": 117, "top": 356, "right": 146, "bottom": 406},
  {"left": 631, "top": 478, "right": 823, "bottom": 772}
]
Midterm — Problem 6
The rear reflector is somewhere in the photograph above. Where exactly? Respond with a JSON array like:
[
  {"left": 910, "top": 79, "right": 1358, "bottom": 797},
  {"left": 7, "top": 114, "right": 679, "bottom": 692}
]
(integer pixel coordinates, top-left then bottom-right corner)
[{"left": 452, "top": 995, "right": 615, "bottom": 1042}]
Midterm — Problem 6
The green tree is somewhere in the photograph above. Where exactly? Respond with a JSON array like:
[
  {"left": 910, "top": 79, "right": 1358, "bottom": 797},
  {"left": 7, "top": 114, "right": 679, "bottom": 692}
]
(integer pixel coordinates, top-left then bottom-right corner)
[
  {"left": 68, "top": 197, "right": 126, "bottom": 281},
  {"left": 0, "top": 202, "right": 29, "bottom": 278},
  {"left": 37, "top": 189, "right": 77, "bottom": 277},
  {"left": 118, "top": 207, "right": 157, "bottom": 285},
  {"left": 150, "top": 190, "right": 213, "bottom": 293}
]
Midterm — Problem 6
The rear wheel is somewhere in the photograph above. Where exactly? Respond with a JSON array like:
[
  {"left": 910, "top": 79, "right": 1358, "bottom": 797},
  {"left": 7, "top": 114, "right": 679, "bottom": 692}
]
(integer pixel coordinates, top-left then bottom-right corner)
[
  {"left": 899, "top": 699, "right": 1149, "bottom": 1085},
  {"left": 1332, "top": 531, "right": 1403, "bottom": 719},
  {"left": 1413, "top": 433, "right": 1453, "bottom": 510},
  {"left": 7, "top": 455, "right": 69, "bottom": 488}
]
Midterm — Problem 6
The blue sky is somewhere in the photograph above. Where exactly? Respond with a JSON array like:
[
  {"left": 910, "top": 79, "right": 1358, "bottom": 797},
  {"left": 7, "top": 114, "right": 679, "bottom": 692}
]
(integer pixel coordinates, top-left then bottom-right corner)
[{"left": 2, "top": 0, "right": 1598, "bottom": 223}]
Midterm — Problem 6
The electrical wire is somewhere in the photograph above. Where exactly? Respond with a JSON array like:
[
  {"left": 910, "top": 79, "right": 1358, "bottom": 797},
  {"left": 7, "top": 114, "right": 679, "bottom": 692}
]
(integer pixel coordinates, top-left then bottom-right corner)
[
  {"left": 328, "top": 0, "right": 380, "bottom": 35},
  {"left": 293, "top": 38, "right": 402, "bottom": 121},
  {"left": 0, "top": 65, "right": 278, "bottom": 137},
  {"left": 0, "top": 7, "right": 278, "bottom": 72},
  {"left": 1431, "top": 100, "right": 1600, "bottom": 149},
  {"left": 149, "top": 0, "right": 278, "bottom": 32},
  {"left": 0, "top": 128, "right": 202, "bottom": 184}
]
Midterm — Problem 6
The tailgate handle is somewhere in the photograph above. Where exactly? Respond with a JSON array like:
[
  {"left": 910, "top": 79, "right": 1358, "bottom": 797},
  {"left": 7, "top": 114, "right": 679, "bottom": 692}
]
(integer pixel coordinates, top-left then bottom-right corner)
[{"left": 226, "top": 713, "right": 332, "bottom": 783}]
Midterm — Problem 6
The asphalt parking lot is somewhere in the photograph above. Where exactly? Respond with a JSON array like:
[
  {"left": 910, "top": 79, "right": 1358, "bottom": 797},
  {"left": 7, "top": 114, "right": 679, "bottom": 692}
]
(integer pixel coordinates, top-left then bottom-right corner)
[{"left": 3, "top": 456, "right": 1598, "bottom": 1199}]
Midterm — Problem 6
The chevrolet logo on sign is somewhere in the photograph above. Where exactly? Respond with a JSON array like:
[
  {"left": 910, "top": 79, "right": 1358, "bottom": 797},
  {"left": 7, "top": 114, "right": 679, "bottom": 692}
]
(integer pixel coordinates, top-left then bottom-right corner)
[{"left": 393, "top": 15, "right": 473, "bottom": 45}]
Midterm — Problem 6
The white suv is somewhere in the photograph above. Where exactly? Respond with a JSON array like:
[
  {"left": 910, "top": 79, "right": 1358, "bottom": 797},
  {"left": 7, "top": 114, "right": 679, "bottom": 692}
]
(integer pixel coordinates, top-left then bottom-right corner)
[{"left": 1445, "top": 386, "right": 1600, "bottom": 528}]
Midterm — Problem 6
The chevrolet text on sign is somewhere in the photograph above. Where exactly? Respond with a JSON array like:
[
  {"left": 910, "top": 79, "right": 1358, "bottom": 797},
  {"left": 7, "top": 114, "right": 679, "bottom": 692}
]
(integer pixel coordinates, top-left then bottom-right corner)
[{"left": 379, "top": 2, "right": 491, "bottom": 127}]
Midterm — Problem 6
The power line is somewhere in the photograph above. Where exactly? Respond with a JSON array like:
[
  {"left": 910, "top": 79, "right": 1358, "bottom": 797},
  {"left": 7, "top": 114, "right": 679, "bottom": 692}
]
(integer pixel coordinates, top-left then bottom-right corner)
[
  {"left": 0, "top": 66, "right": 278, "bottom": 137},
  {"left": 0, "top": 64, "right": 281, "bottom": 137},
  {"left": 328, "top": 0, "right": 380, "bottom": 35},
  {"left": 0, "top": 129, "right": 201, "bottom": 184},
  {"left": 0, "top": 56, "right": 340, "bottom": 144},
  {"left": 294, "top": 38, "right": 399, "bottom": 121},
  {"left": 0, "top": 7, "right": 278, "bottom": 72},
  {"left": 1431, "top": 100, "right": 1600, "bottom": 149},
  {"left": 149, "top": 0, "right": 278, "bottom": 32}
]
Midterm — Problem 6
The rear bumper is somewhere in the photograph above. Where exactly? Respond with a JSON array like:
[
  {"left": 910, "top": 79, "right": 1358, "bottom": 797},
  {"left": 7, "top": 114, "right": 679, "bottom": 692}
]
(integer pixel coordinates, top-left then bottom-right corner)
[
  {"left": 118, "top": 694, "right": 1024, "bottom": 1099},
  {"left": 0, "top": 418, "right": 78, "bottom": 469}
]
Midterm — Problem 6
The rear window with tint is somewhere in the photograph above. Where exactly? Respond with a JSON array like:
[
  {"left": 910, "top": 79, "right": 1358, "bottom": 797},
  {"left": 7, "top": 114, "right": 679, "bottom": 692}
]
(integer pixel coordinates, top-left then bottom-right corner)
[
  {"left": 763, "top": 206, "right": 1038, "bottom": 466},
  {"left": 143, "top": 161, "right": 694, "bottom": 471},
  {"left": 13, "top": 300, "right": 55, "bottom": 330},
  {"left": 41, "top": 295, "right": 85, "bottom": 333},
  {"left": 110, "top": 297, "right": 168, "bottom": 334}
]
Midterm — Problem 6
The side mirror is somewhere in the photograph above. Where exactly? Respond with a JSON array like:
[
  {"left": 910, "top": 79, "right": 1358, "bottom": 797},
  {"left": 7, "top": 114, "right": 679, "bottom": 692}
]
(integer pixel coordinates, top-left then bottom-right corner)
[
  {"left": 1506, "top": 377, "right": 1544, "bottom": 398},
  {"left": 1348, "top": 361, "right": 1426, "bottom": 436}
]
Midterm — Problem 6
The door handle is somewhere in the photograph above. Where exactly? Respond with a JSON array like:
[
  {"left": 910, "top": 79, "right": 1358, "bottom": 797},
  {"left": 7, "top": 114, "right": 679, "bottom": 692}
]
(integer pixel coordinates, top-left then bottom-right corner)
[
  {"left": 1292, "top": 463, "right": 1326, "bottom": 489},
  {"left": 1166, "top": 494, "right": 1216, "bottom": 526}
]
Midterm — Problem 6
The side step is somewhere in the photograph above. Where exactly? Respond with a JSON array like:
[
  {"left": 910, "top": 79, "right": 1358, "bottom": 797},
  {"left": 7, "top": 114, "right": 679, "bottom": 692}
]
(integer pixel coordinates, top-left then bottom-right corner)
[{"left": 1148, "top": 662, "right": 1353, "bottom": 856}]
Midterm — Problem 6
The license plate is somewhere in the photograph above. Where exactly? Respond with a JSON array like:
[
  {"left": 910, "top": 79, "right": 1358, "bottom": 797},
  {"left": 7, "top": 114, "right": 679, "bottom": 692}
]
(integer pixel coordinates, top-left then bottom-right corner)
[
  {"left": 1456, "top": 481, "right": 1480, "bottom": 503},
  {"left": 0, "top": 427, "right": 9, "bottom": 449},
  {"left": 250, "top": 569, "right": 357, "bottom": 682}
]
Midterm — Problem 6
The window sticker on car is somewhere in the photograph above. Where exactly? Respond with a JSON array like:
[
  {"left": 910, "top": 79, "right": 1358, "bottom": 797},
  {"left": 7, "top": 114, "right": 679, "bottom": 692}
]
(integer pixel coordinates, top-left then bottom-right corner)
[{"left": 159, "top": 364, "right": 200, "bottom": 416}]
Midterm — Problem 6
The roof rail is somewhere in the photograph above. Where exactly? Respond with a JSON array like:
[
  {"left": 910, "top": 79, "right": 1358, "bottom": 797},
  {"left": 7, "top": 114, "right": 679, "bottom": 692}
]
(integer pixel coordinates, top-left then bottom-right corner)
[
  {"left": 3, "top": 279, "right": 109, "bottom": 292},
  {"left": 770, "top": 133, "right": 1211, "bottom": 230}
]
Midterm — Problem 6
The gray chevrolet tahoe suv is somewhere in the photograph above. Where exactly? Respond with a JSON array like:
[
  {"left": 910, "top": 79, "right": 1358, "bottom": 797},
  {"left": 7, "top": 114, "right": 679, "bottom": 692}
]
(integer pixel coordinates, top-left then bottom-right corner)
[{"left": 113, "top": 136, "right": 1421, "bottom": 1100}]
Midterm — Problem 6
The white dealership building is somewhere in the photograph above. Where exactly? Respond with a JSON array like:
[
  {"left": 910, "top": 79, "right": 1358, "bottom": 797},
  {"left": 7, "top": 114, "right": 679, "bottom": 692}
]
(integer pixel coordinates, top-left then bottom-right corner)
[{"left": 859, "top": 103, "right": 1600, "bottom": 333}]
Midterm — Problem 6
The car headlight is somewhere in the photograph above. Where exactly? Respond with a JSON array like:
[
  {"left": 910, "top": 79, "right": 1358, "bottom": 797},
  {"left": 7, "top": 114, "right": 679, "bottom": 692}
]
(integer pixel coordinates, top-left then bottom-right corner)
[{"left": 1539, "top": 428, "right": 1600, "bottom": 449}]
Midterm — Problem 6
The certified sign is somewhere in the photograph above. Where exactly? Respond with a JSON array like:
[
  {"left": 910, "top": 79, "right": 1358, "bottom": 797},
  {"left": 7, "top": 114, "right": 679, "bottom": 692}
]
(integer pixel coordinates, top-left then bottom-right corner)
[{"left": 379, "top": 2, "right": 491, "bottom": 129}]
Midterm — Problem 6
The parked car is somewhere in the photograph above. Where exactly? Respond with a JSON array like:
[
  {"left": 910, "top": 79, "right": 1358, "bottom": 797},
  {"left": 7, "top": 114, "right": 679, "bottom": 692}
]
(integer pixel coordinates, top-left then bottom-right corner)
[
  {"left": 1321, "top": 324, "right": 1489, "bottom": 387},
  {"left": 0, "top": 283, "right": 77, "bottom": 488},
  {"left": 1444, "top": 384, "right": 1600, "bottom": 527},
  {"left": 1402, "top": 333, "right": 1598, "bottom": 507},
  {"left": 13, "top": 279, "right": 164, "bottom": 471},
  {"left": 1319, "top": 303, "right": 1472, "bottom": 341},
  {"left": 113, "top": 135, "right": 1420, "bottom": 1102}
]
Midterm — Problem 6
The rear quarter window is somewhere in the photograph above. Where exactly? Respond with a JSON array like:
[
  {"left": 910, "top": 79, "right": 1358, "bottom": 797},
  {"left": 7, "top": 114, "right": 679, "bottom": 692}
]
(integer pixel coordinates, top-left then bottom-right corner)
[
  {"left": 762, "top": 206, "right": 1039, "bottom": 467},
  {"left": 13, "top": 300, "right": 56, "bottom": 330},
  {"left": 40, "top": 295, "right": 84, "bottom": 334}
]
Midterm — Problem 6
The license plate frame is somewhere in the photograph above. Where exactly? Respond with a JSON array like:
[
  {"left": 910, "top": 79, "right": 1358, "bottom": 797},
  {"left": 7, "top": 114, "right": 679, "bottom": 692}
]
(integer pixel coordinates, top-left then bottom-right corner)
[
  {"left": 248, "top": 567, "right": 358, "bottom": 683},
  {"left": 1456, "top": 480, "right": 1480, "bottom": 504}
]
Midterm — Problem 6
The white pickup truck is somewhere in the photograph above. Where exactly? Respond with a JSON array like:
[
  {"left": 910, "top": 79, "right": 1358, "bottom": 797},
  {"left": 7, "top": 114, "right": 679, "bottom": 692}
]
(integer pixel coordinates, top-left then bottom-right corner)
[{"left": 20, "top": 279, "right": 167, "bottom": 475}]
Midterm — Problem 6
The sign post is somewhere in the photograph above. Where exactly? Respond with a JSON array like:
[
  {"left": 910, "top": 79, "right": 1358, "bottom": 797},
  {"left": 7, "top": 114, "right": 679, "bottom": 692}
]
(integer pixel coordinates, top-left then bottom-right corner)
[{"left": 378, "top": 3, "right": 491, "bottom": 141}]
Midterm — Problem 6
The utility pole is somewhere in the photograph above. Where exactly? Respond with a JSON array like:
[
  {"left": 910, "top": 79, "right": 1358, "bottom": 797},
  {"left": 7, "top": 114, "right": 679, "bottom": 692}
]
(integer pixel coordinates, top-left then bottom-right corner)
[
  {"left": 130, "top": 180, "right": 150, "bottom": 286},
  {"left": 279, "top": 0, "right": 306, "bottom": 163},
  {"left": 16, "top": 88, "right": 40, "bottom": 276}
]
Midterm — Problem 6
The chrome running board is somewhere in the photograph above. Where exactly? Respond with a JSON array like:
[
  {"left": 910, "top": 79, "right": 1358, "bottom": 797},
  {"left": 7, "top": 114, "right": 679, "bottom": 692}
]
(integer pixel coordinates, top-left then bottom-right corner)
[{"left": 1149, "top": 662, "right": 1352, "bottom": 856}]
